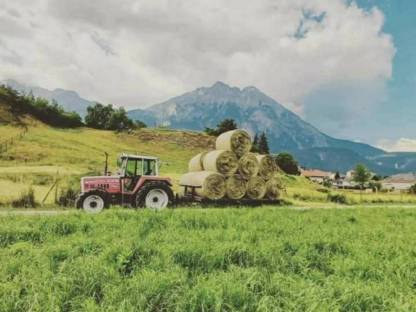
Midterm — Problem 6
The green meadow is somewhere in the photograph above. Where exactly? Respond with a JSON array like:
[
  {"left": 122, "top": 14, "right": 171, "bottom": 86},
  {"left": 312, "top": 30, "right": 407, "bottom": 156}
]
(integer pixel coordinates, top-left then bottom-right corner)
[{"left": 1, "top": 207, "right": 416, "bottom": 311}]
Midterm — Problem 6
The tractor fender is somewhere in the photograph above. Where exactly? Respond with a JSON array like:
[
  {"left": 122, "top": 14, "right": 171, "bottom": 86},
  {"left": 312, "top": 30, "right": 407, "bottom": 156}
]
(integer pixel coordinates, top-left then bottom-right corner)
[{"left": 132, "top": 176, "right": 172, "bottom": 193}]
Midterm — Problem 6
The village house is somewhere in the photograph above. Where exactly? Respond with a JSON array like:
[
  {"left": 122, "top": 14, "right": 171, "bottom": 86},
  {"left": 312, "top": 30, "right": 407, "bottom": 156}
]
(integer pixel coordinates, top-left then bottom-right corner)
[
  {"left": 382, "top": 173, "right": 416, "bottom": 191},
  {"left": 301, "top": 169, "right": 334, "bottom": 184}
]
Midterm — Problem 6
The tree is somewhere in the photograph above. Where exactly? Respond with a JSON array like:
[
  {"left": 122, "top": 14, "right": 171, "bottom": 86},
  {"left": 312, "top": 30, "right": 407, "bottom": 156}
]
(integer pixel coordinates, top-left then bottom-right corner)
[
  {"left": 258, "top": 132, "right": 270, "bottom": 154},
  {"left": 334, "top": 171, "right": 341, "bottom": 180},
  {"left": 204, "top": 118, "right": 237, "bottom": 136},
  {"left": 135, "top": 120, "right": 147, "bottom": 129},
  {"left": 275, "top": 152, "right": 300, "bottom": 175},
  {"left": 371, "top": 175, "right": 382, "bottom": 181},
  {"left": 353, "top": 163, "right": 371, "bottom": 190},
  {"left": 251, "top": 134, "right": 260, "bottom": 153},
  {"left": 85, "top": 103, "right": 136, "bottom": 131},
  {"left": 409, "top": 184, "right": 416, "bottom": 195},
  {"left": 85, "top": 103, "right": 114, "bottom": 129},
  {"left": 107, "top": 107, "right": 135, "bottom": 131}
]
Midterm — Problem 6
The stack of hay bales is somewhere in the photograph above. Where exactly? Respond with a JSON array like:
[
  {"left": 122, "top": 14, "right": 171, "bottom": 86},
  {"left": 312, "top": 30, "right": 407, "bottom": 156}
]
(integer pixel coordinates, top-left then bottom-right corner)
[{"left": 180, "top": 129, "right": 282, "bottom": 200}]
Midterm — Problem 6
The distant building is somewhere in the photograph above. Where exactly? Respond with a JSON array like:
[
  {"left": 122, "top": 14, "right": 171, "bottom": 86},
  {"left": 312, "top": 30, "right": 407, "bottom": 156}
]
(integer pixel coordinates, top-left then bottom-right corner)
[
  {"left": 301, "top": 169, "right": 333, "bottom": 183},
  {"left": 382, "top": 173, "right": 416, "bottom": 191},
  {"left": 345, "top": 170, "right": 355, "bottom": 181}
]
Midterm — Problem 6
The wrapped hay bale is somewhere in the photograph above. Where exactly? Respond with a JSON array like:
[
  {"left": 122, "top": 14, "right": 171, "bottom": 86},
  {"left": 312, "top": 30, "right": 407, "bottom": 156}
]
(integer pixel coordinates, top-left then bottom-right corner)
[
  {"left": 216, "top": 129, "right": 252, "bottom": 158},
  {"left": 265, "top": 177, "right": 283, "bottom": 200},
  {"left": 202, "top": 150, "right": 238, "bottom": 177},
  {"left": 179, "top": 171, "right": 226, "bottom": 200},
  {"left": 226, "top": 175, "right": 247, "bottom": 200},
  {"left": 256, "top": 155, "right": 277, "bottom": 180},
  {"left": 246, "top": 176, "right": 267, "bottom": 199},
  {"left": 238, "top": 153, "right": 259, "bottom": 178},
  {"left": 188, "top": 152, "right": 207, "bottom": 172}
]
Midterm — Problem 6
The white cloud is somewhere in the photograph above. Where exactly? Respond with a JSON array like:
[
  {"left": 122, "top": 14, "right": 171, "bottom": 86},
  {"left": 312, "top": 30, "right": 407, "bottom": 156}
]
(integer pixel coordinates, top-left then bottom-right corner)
[
  {"left": 378, "top": 138, "right": 416, "bottom": 152},
  {"left": 0, "top": 0, "right": 395, "bottom": 109}
]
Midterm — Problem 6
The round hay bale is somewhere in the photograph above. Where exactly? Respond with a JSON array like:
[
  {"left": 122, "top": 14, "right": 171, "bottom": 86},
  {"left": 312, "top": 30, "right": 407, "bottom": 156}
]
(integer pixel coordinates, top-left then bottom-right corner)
[
  {"left": 226, "top": 175, "right": 247, "bottom": 199},
  {"left": 238, "top": 153, "right": 259, "bottom": 178},
  {"left": 256, "top": 155, "right": 277, "bottom": 180},
  {"left": 216, "top": 129, "right": 252, "bottom": 158},
  {"left": 202, "top": 150, "right": 238, "bottom": 177},
  {"left": 265, "top": 177, "right": 284, "bottom": 200},
  {"left": 246, "top": 176, "right": 266, "bottom": 199},
  {"left": 188, "top": 152, "right": 207, "bottom": 172},
  {"left": 179, "top": 171, "right": 226, "bottom": 200}
]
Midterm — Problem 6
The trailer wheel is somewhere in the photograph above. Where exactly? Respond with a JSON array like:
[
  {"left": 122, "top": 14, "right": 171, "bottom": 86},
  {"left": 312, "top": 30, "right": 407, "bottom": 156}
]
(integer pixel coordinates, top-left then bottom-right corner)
[
  {"left": 135, "top": 182, "right": 173, "bottom": 210},
  {"left": 78, "top": 191, "right": 108, "bottom": 213}
]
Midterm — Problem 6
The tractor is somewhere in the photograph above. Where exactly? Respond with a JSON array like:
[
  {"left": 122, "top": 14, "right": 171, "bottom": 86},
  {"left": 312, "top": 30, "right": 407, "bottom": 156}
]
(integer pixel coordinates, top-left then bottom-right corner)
[{"left": 76, "top": 153, "right": 174, "bottom": 213}]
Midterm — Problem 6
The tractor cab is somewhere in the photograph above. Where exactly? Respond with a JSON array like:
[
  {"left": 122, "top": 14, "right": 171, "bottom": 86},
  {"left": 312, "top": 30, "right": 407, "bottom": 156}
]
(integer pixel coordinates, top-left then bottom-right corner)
[
  {"left": 118, "top": 154, "right": 159, "bottom": 192},
  {"left": 118, "top": 154, "right": 159, "bottom": 177}
]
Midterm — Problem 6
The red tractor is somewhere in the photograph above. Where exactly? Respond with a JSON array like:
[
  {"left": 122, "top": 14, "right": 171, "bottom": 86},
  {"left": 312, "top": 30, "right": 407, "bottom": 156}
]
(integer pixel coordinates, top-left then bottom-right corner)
[{"left": 76, "top": 154, "right": 174, "bottom": 213}]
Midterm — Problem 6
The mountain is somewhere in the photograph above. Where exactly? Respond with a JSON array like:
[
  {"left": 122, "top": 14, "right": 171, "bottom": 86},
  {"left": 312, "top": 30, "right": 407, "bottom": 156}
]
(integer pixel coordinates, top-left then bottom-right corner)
[
  {"left": 128, "top": 81, "right": 416, "bottom": 175},
  {"left": 1, "top": 80, "right": 93, "bottom": 117}
]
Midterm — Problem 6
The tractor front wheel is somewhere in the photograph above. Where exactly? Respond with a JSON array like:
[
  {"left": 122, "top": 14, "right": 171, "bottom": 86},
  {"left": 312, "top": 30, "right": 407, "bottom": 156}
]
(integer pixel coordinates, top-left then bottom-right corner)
[
  {"left": 77, "top": 191, "right": 108, "bottom": 213},
  {"left": 135, "top": 182, "right": 173, "bottom": 210}
]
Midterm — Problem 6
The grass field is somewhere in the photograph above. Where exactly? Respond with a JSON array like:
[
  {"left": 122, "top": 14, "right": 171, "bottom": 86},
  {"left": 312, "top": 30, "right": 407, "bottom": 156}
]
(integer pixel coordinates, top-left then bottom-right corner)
[{"left": 1, "top": 207, "right": 416, "bottom": 311}]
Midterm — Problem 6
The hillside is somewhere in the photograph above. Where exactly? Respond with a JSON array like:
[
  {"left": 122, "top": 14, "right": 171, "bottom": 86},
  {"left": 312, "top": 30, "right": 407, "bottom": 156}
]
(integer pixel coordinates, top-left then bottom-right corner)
[{"left": 128, "top": 82, "right": 416, "bottom": 175}]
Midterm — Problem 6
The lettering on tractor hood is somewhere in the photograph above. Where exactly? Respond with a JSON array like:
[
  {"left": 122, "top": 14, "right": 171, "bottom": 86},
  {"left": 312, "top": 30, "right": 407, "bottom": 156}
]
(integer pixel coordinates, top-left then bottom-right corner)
[{"left": 81, "top": 176, "right": 121, "bottom": 193}]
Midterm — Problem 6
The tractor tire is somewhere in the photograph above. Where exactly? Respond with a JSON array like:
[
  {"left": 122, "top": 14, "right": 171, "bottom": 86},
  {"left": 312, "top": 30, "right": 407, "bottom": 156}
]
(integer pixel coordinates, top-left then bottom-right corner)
[
  {"left": 77, "top": 191, "right": 109, "bottom": 213},
  {"left": 135, "top": 182, "right": 174, "bottom": 210}
]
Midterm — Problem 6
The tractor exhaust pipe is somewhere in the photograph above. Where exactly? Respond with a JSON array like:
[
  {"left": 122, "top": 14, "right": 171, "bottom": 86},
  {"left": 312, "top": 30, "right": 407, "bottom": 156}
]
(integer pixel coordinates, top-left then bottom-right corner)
[{"left": 104, "top": 152, "right": 109, "bottom": 176}]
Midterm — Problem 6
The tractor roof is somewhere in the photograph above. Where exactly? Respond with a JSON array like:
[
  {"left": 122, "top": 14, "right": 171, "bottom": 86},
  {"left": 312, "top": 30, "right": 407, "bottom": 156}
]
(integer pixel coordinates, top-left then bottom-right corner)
[{"left": 120, "top": 153, "right": 158, "bottom": 161}]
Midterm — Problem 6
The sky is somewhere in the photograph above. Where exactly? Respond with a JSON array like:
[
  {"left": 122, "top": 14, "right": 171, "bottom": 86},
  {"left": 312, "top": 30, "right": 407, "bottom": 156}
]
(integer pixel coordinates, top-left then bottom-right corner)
[{"left": 0, "top": 0, "right": 414, "bottom": 151}]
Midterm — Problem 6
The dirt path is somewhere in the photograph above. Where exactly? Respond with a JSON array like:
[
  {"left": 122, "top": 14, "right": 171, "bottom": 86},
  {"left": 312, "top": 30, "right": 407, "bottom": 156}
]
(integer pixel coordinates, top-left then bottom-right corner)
[{"left": 0, "top": 210, "right": 75, "bottom": 216}]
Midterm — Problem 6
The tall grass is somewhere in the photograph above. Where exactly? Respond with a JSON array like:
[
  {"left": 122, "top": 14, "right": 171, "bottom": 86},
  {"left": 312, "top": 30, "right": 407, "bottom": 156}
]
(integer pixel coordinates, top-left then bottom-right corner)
[{"left": 1, "top": 207, "right": 416, "bottom": 310}]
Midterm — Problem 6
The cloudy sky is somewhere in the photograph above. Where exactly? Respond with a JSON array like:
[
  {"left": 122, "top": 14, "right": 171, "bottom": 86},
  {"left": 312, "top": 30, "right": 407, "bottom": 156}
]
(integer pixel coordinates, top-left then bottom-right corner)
[{"left": 0, "top": 0, "right": 414, "bottom": 150}]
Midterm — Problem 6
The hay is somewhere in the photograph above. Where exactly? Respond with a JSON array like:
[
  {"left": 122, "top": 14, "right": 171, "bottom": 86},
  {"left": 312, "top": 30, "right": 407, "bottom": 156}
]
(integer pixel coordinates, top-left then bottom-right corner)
[
  {"left": 216, "top": 129, "right": 252, "bottom": 158},
  {"left": 256, "top": 155, "right": 277, "bottom": 180},
  {"left": 225, "top": 175, "right": 247, "bottom": 199},
  {"left": 246, "top": 176, "right": 266, "bottom": 199},
  {"left": 188, "top": 152, "right": 207, "bottom": 172},
  {"left": 265, "top": 177, "right": 283, "bottom": 200},
  {"left": 179, "top": 171, "right": 226, "bottom": 200},
  {"left": 202, "top": 150, "right": 238, "bottom": 177},
  {"left": 238, "top": 153, "right": 259, "bottom": 178}
]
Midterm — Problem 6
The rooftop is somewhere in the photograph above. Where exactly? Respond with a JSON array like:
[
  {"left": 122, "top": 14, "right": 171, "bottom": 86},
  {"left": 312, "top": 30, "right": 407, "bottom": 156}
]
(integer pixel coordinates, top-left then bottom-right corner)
[
  {"left": 301, "top": 169, "right": 333, "bottom": 178},
  {"left": 383, "top": 173, "right": 416, "bottom": 184}
]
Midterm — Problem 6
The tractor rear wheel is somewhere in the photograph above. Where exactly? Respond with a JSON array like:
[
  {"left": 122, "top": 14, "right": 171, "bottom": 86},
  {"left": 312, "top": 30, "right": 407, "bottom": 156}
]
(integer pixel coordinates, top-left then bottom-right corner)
[
  {"left": 135, "top": 182, "right": 173, "bottom": 210},
  {"left": 78, "top": 191, "right": 108, "bottom": 213}
]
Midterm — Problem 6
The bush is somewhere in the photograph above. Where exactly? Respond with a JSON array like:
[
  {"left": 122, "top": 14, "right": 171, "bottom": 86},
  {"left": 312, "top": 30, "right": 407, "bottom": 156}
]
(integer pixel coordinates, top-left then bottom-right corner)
[
  {"left": 204, "top": 119, "right": 237, "bottom": 136},
  {"left": 57, "top": 186, "right": 78, "bottom": 207},
  {"left": 12, "top": 187, "right": 37, "bottom": 208},
  {"left": 327, "top": 193, "right": 348, "bottom": 204},
  {"left": 409, "top": 184, "right": 416, "bottom": 195},
  {"left": 275, "top": 152, "right": 300, "bottom": 175}
]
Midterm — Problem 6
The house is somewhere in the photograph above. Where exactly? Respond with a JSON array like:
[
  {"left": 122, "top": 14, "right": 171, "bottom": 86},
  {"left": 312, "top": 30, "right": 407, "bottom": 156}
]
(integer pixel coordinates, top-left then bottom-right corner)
[
  {"left": 382, "top": 173, "right": 416, "bottom": 191},
  {"left": 301, "top": 169, "right": 333, "bottom": 183}
]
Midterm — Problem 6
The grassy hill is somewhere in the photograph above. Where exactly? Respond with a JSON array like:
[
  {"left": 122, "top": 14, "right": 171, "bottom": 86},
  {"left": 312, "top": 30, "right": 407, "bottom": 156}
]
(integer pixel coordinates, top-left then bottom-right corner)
[{"left": 0, "top": 122, "right": 217, "bottom": 203}]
